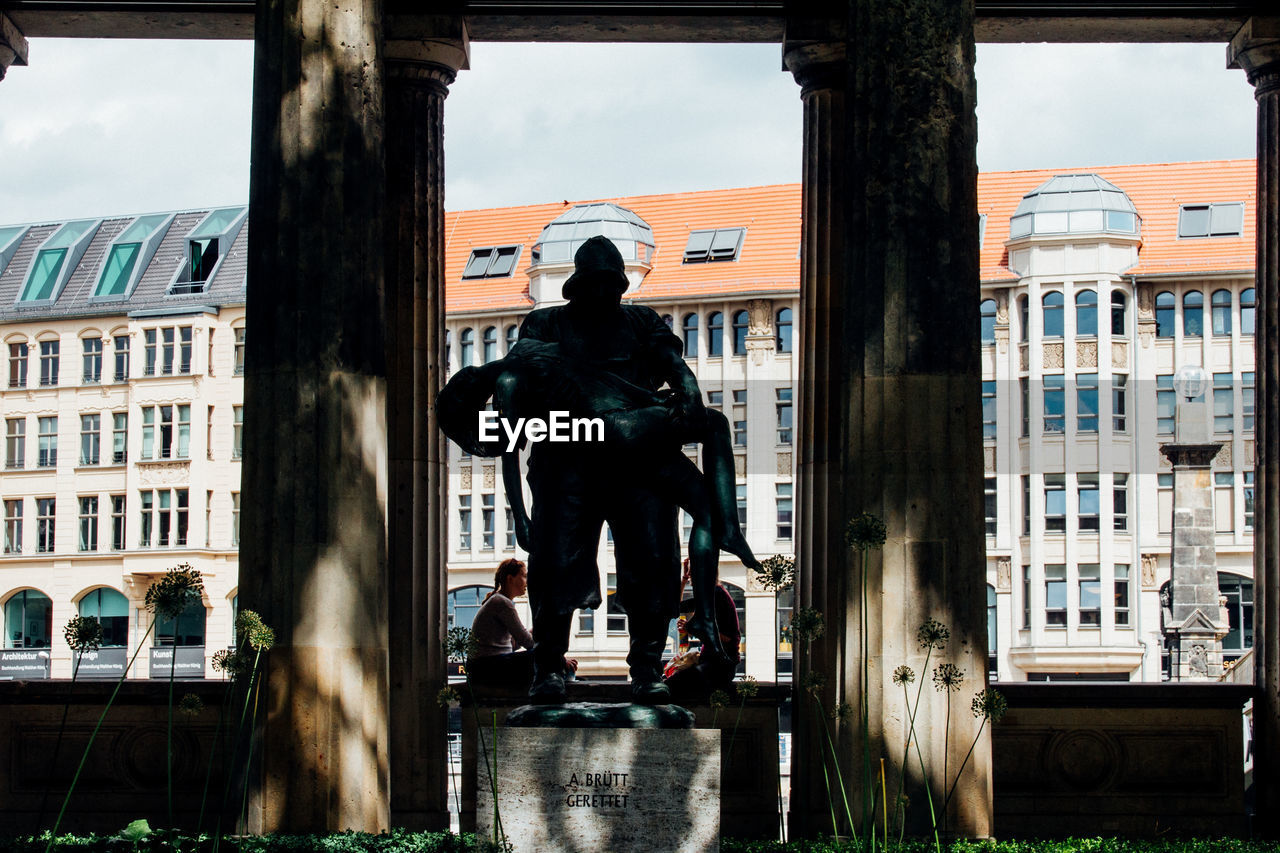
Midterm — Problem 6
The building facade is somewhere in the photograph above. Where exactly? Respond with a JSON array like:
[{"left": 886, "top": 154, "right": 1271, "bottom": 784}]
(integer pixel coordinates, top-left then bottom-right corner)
[{"left": 0, "top": 159, "right": 1257, "bottom": 683}]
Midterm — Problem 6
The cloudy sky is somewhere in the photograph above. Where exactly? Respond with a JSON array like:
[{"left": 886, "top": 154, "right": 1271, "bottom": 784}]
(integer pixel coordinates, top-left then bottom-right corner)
[{"left": 0, "top": 38, "right": 1259, "bottom": 224}]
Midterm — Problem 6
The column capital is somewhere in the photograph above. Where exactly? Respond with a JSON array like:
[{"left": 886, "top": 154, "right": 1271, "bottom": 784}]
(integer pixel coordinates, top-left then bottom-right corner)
[
  {"left": 385, "top": 17, "right": 469, "bottom": 90},
  {"left": 782, "top": 40, "right": 847, "bottom": 95},
  {"left": 1160, "top": 442, "right": 1224, "bottom": 469},
  {"left": 0, "top": 13, "right": 29, "bottom": 82},
  {"left": 1228, "top": 17, "right": 1280, "bottom": 94}
]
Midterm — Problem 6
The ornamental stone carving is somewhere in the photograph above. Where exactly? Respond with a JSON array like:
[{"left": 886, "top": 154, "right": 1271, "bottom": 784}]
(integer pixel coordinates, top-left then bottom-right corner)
[
  {"left": 1136, "top": 284, "right": 1154, "bottom": 319},
  {"left": 1141, "top": 554, "right": 1159, "bottom": 589},
  {"left": 138, "top": 462, "right": 190, "bottom": 485},
  {"left": 1019, "top": 345, "right": 1029, "bottom": 372},
  {"left": 1111, "top": 341, "right": 1128, "bottom": 369},
  {"left": 482, "top": 465, "right": 495, "bottom": 489},
  {"left": 735, "top": 455, "right": 746, "bottom": 477},
  {"left": 1138, "top": 321, "right": 1155, "bottom": 349},
  {"left": 745, "top": 336, "right": 773, "bottom": 366},
  {"left": 1245, "top": 440, "right": 1255, "bottom": 466},
  {"left": 1076, "top": 341, "right": 1097, "bottom": 369},
  {"left": 777, "top": 452, "right": 792, "bottom": 476},
  {"left": 1213, "top": 443, "right": 1232, "bottom": 467},
  {"left": 1043, "top": 343, "right": 1064, "bottom": 370},
  {"left": 994, "top": 327, "right": 1009, "bottom": 354},
  {"left": 996, "top": 558, "right": 1011, "bottom": 591},
  {"left": 746, "top": 300, "right": 773, "bottom": 335},
  {"left": 995, "top": 289, "right": 1010, "bottom": 323},
  {"left": 745, "top": 571, "right": 769, "bottom": 594},
  {"left": 984, "top": 446, "right": 996, "bottom": 474},
  {"left": 460, "top": 467, "right": 471, "bottom": 490}
]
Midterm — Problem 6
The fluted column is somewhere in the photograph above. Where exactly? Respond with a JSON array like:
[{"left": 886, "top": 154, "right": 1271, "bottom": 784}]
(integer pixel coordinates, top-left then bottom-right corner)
[
  {"left": 786, "top": 0, "right": 989, "bottom": 838},
  {"left": 0, "top": 13, "right": 27, "bottom": 81},
  {"left": 1229, "top": 16, "right": 1280, "bottom": 835},
  {"left": 241, "top": 0, "right": 389, "bottom": 832},
  {"left": 384, "top": 23, "right": 468, "bottom": 830}
]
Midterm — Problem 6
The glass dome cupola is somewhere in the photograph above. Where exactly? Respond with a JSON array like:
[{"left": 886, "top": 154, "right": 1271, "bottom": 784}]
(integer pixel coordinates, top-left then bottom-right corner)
[
  {"left": 1009, "top": 174, "right": 1140, "bottom": 239},
  {"left": 532, "top": 203, "right": 656, "bottom": 266}
]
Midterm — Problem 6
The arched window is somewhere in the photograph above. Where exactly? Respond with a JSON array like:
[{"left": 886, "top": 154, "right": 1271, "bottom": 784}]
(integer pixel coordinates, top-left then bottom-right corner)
[
  {"left": 3, "top": 589, "right": 52, "bottom": 648},
  {"left": 707, "top": 312, "right": 724, "bottom": 357},
  {"left": 1110, "top": 291, "right": 1127, "bottom": 336},
  {"left": 1155, "top": 292, "right": 1176, "bottom": 338},
  {"left": 776, "top": 308, "right": 793, "bottom": 353},
  {"left": 1183, "top": 291, "right": 1204, "bottom": 337},
  {"left": 1242, "top": 288, "right": 1256, "bottom": 335},
  {"left": 1219, "top": 572, "right": 1254, "bottom": 654},
  {"left": 979, "top": 299, "right": 997, "bottom": 345},
  {"left": 505, "top": 324, "right": 518, "bottom": 354},
  {"left": 447, "top": 585, "right": 489, "bottom": 632},
  {"left": 722, "top": 581, "right": 748, "bottom": 675},
  {"left": 731, "top": 310, "right": 749, "bottom": 355},
  {"left": 459, "top": 328, "right": 474, "bottom": 368},
  {"left": 1075, "top": 290, "right": 1097, "bottom": 337},
  {"left": 154, "top": 597, "right": 206, "bottom": 647},
  {"left": 1042, "top": 292, "right": 1064, "bottom": 339},
  {"left": 1211, "top": 290, "right": 1232, "bottom": 336},
  {"left": 987, "top": 584, "right": 998, "bottom": 681},
  {"left": 79, "top": 587, "right": 128, "bottom": 647},
  {"left": 1018, "top": 295, "right": 1029, "bottom": 342},
  {"left": 681, "top": 313, "right": 698, "bottom": 358},
  {"left": 482, "top": 326, "right": 497, "bottom": 363}
]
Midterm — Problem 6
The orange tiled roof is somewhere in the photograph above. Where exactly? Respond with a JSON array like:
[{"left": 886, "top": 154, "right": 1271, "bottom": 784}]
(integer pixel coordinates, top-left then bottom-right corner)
[{"left": 446, "top": 159, "right": 1256, "bottom": 314}]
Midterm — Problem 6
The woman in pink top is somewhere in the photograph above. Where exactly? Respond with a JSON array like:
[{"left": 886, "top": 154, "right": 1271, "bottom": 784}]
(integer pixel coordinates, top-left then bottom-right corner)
[{"left": 467, "top": 559, "right": 576, "bottom": 687}]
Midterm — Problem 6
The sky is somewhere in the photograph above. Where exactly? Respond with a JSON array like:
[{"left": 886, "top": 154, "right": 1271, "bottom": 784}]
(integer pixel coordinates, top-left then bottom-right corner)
[{"left": 0, "top": 38, "right": 1259, "bottom": 225}]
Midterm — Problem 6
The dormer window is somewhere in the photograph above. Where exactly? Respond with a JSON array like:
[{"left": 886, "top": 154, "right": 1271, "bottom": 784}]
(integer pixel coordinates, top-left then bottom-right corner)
[
  {"left": 169, "top": 207, "right": 247, "bottom": 295},
  {"left": 683, "top": 228, "right": 745, "bottom": 263},
  {"left": 462, "top": 246, "right": 521, "bottom": 279},
  {"left": 1178, "top": 203, "right": 1244, "bottom": 238},
  {"left": 93, "top": 214, "right": 171, "bottom": 299},
  {"left": 0, "top": 225, "right": 28, "bottom": 278},
  {"left": 18, "top": 219, "right": 100, "bottom": 304}
]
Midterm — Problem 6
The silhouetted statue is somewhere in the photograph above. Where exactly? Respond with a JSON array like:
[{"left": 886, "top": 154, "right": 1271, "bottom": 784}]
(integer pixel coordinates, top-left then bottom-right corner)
[{"left": 439, "top": 235, "right": 759, "bottom": 703}]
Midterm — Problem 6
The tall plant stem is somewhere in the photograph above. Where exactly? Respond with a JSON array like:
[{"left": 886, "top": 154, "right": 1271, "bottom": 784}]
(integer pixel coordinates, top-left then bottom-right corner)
[
  {"left": 37, "top": 651, "right": 82, "bottom": 832},
  {"left": 238, "top": 673, "right": 264, "bottom": 833},
  {"left": 942, "top": 690, "right": 952, "bottom": 837},
  {"left": 196, "top": 675, "right": 235, "bottom": 837},
  {"left": 895, "top": 646, "right": 934, "bottom": 845},
  {"left": 815, "top": 703, "right": 839, "bottom": 840},
  {"left": 880, "top": 758, "right": 888, "bottom": 853},
  {"left": 48, "top": 620, "right": 156, "bottom": 851},
  {"left": 212, "top": 647, "right": 261, "bottom": 853},
  {"left": 910, "top": 714, "right": 941, "bottom": 853},
  {"left": 464, "top": 677, "right": 505, "bottom": 850},
  {"left": 931, "top": 718, "right": 990, "bottom": 837},
  {"left": 817, "top": 699, "right": 856, "bottom": 841},
  {"left": 167, "top": 612, "right": 180, "bottom": 829}
]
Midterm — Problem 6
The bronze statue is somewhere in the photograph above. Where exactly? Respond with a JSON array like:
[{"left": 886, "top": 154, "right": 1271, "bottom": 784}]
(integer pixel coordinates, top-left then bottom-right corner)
[{"left": 439, "top": 235, "right": 759, "bottom": 703}]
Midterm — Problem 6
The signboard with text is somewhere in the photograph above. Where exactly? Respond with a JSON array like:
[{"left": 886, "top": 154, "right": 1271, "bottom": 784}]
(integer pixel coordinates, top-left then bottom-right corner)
[
  {"left": 148, "top": 646, "right": 206, "bottom": 679},
  {"left": 74, "top": 647, "right": 128, "bottom": 679},
  {"left": 0, "top": 649, "right": 52, "bottom": 679}
]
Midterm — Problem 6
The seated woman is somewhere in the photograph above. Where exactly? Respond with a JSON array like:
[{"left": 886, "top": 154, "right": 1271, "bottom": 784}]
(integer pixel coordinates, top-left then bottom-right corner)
[
  {"left": 467, "top": 559, "right": 578, "bottom": 687},
  {"left": 663, "top": 558, "right": 741, "bottom": 702}
]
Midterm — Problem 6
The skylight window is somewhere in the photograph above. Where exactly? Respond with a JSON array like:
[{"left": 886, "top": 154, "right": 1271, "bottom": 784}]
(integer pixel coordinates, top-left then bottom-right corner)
[
  {"left": 0, "top": 225, "right": 27, "bottom": 278},
  {"left": 18, "top": 219, "right": 100, "bottom": 303},
  {"left": 168, "top": 207, "right": 247, "bottom": 295},
  {"left": 93, "top": 214, "right": 171, "bottom": 299},
  {"left": 1178, "top": 203, "right": 1244, "bottom": 238},
  {"left": 684, "top": 228, "right": 745, "bottom": 263},
  {"left": 462, "top": 246, "right": 521, "bottom": 279}
]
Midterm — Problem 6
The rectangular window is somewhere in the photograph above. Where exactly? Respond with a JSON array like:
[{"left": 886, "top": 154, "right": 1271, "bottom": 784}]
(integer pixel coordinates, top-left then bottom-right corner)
[
  {"left": 5, "top": 418, "right": 25, "bottom": 469},
  {"left": 78, "top": 496, "right": 98, "bottom": 552},
  {"left": 1021, "top": 475, "right": 1030, "bottom": 535},
  {"left": 82, "top": 338, "right": 102, "bottom": 384},
  {"left": 39, "top": 340, "right": 59, "bottom": 386},
  {"left": 36, "top": 498, "right": 55, "bottom": 553},
  {"left": 207, "top": 406, "right": 215, "bottom": 460},
  {"left": 1114, "top": 564, "right": 1131, "bottom": 626},
  {"left": 733, "top": 420, "right": 747, "bottom": 447},
  {"left": 606, "top": 572, "right": 627, "bottom": 632},
  {"left": 982, "top": 381, "right": 997, "bottom": 439},
  {"left": 1045, "top": 564, "right": 1066, "bottom": 627},
  {"left": 1243, "top": 372, "right": 1255, "bottom": 432},
  {"left": 113, "top": 335, "right": 130, "bottom": 382},
  {"left": 1044, "top": 474, "right": 1066, "bottom": 532},
  {"left": 80, "top": 413, "right": 100, "bottom": 465},
  {"left": 233, "top": 328, "right": 246, "bottom": 375},
  {"left": 112, "top": 412, "right": 128, "bottom": 463},
  {"left": 145, "top": 489, "right": 189, "bottom": 547},
  {"left": 1158, "top": 473, "right": 1174, "bottom": 535},
  {"left": 505, "top": 504, "right": 515, "bottom": 551},
  {"left": 141, "top": 405, "right": 187, "bottom": 459},
  {"left": 1078, "top": 563, "right": 1101, "bottom": 626},
  {"left": 683, "top": 228, "right": 744, "bottom": 263},
  {"left": 1215, "top": 472, "right": 1235, "bottom": 533},
  {"left": 207, "top": 330, "right": 215, "bottom": 377},
  {"left": 482, "top": 493, "right": 495, "bottom": 551},
  {"left": 231, "top": 492, "right": 241, "bottom": 547},
  {"left": 176, "top": 489, "right": 189, "bottom": 546},
  {"left": 776, "top": 482, "right": 793, "bottom": 540},
  {"left": 177, "top": 405, "right": 190, "bottom": 458},
  {"left": 1112, "top": 374, "right": 1128, "bottom": 432},
  {"left": 776, "top": 387, "right": 792, "bottom": 444},
  {"left": 1043, "top": 375, "right": 1065, "bottom": 433},
  {"left": 206, "top": 490, "right": 213, "bottom": 548},
  {"left": 1178, "top": 202, "right": 1245, "bottom": 238},
  {"left": 1113, "top": 473, "right": 1129, "bottom": 531},
  {"left": 462, "top": 245, "right": 521, "bottom": 279},
  {"left": 157, "top": 490, "right": 171, "bottom": 546},
  {"left": 706, "top": 390, "right": 723, "bottom": 408},
  {"left": 3, "top": 499, "right": 22, "bottom": 554},
  {"left": 681, "top": 510, "right": 693, "bottom": 544},
  {"left": 458, "top": 495, "right": 471, "bottom": 550},
  {"left": 1245, "top": 471, "right": 1255, "bottom": 531},
  {"left": 111, "top": 494, "right": 126, "bottom": 550},
  {"left": 1077, "top": 473, "right": 1100, "bottom": 532},
  {"left": 732, "top": 389, "right": 747, "bottom": 404},
  {"left": 736, "top": 483, "right": 747, "bottom": 528},
  {"left": 37, "top": 416, "right": 57, "bottom": 467},
  {"left": 8, "top": 342, "right": 27, "bottom": 388},
  {"left": 139, "top": 490, "right": 153, "bottom": 547},
  {"left": 983, "top": 477, "right": 998, "bottom": 536},
  {"left": 144, "top": 329, "right": 157, "bottom": 376},
  {"left": 1021, "top": 565, "right": 1031, "bottom": 629},
  {"left": 161, "top": 327, "right": 175, "bottom": 375},
  {"left": 1076, "top": 373, "right": 1098, "bottom": 433},
  {"left": 179, "top": 327, "right": 193, "bottom": 374},
  {"left": 232, "top": 406, "right": 244, "bottom": 459},
  {"left": 1020, "top": 377, "right": 1029, "bottom": 437},
  {"left": 1213, "top": 372, "right": 1234, "bottom": 433},
  {"left": 1157, "top": 375, "right": 1175, "bottom": 435},
  {"left": 141, "top": 408, "right": 154, "bottom": 460}
]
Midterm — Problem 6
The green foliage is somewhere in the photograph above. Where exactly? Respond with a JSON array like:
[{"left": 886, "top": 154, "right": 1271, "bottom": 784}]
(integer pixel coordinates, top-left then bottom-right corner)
[
  {"left": 845, "top": 512, "right": 888, "bottom": 549},
  {"left": 63, "top": 616, "right": 103, "bottom": 653},
  {"left": 144, "top": 564, "right": 205, "bottom": 620},
  {"left": 721, "top": 841, "right": 1279, "bottom": 853},
  {"left": 755, "top": 555, "right": 796, "bottom": 592}
]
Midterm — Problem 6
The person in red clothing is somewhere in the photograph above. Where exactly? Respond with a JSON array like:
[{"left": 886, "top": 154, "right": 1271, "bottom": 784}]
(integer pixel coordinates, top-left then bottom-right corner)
[{"left": 664, "top": 558, "right": 741, "bottom": 702}]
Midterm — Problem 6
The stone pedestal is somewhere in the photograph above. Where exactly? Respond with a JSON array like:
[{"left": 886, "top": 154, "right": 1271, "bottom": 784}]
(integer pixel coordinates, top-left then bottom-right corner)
[
  {"left": 476, "top": 726, "right": 719, "bottom": 853},
  {"left": 784, "top": 0, "right": 989, "bottom": 838},
  {"left": 1228, "top": 15, "right": 1280, "bottom": 833}
]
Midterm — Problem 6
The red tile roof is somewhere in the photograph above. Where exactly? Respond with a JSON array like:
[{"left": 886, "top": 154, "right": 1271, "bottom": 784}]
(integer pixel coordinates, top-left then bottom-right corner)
[{"left": 445, "top": 159, "right": 1256, "bottom": 314}]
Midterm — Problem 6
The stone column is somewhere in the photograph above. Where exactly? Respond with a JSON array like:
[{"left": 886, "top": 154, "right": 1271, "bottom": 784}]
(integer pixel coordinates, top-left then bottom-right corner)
[
  {"left": 0, "top": 13, "right": 28, "bottom": 81},
  {"left": 785, "top": 0, "right": 989, "bottom": 838},
  {"left": 384, "top": 20, "right": 468, "bottom": 830},
  {"left": 240, "top": 0, "right": 389, "bottom": 832},
  {"left": 1228, "top": 15, "right": 1280, "bottom": 834}
]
